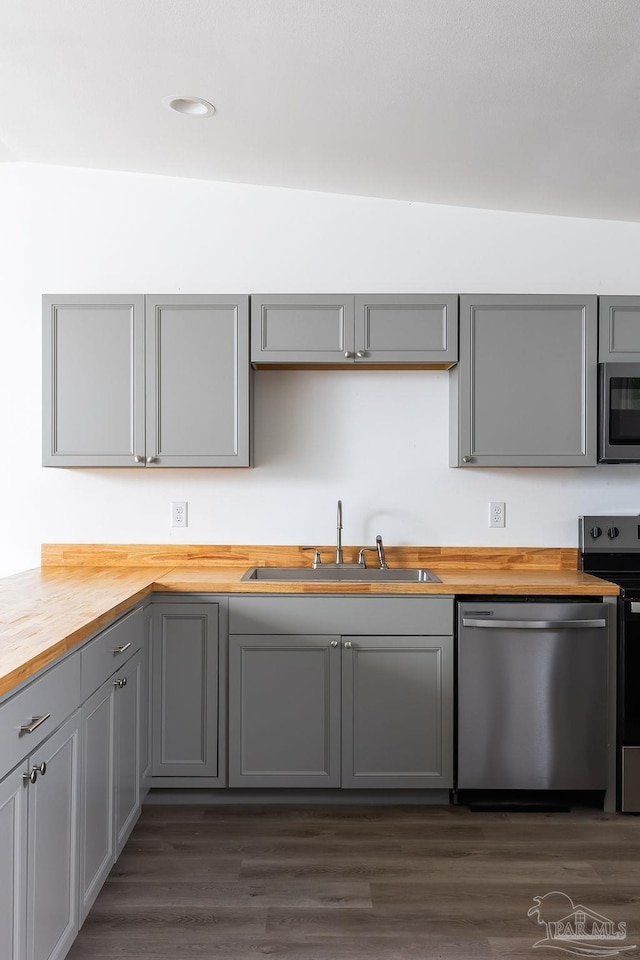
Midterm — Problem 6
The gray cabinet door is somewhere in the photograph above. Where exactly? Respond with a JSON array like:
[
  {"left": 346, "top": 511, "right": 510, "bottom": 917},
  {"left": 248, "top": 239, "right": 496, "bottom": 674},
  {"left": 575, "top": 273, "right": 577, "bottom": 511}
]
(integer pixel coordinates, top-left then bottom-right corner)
[
  {"left": 42, "top": 295, "right": 146, "bottom": 467},
  {"left": 114, "top": 652, "right": 141, "bottom": 855},
  {"left": 79, "top": 679, "right": 115, "bottom": 924},
  {"left": 145, "top": 295, "right": 250, "bottom": 466},
  {"left": 26, "top": 711, "right": 80, "bottom": 960},
  {"left": 228, "top": 635, "right": 341, "bottom": 787},
  {"left": 341, "top": 636, "right": 453, "bottom": 789},
  {"left": 151, "top": 603, "right": 220, "bottom": 780},
  {"left": 599, "top": 296, "right": 640, "bottom": 361},
  {"left": 354, "top": 295, "right": 458, "bottom": 365},
  {"left": 140, "top": 607, "right": 153, "bottom": 793},
  {"left": 451, "top": 294, "right": 598, "bottom": 466},
  {"left": 0, "top": 765, "right": 27, "bottom": 960},
  {"left": 250, "top": 295, "right": 355, "bottom": 364}
]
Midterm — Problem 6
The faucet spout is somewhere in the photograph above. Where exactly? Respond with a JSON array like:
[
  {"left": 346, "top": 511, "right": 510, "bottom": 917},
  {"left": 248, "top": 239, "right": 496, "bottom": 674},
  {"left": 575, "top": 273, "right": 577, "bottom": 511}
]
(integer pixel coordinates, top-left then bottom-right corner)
[
  {"left": 336, "top": 500, "right": 344, "bottom": 565},
  {"left": 376, "top": 534, "right": 388, "bottom": 569}
]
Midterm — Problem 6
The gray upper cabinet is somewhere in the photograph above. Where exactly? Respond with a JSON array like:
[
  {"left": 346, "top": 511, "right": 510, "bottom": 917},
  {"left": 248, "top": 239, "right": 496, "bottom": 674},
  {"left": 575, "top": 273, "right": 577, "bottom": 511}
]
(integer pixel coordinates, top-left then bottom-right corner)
[
  {"left": 251, "top": 295, "right": 354, "bottom": 364},
  {"left": 354, "top": 295, "right": 457, "bottom": 365},
  {"left": 251, "top": 294, "right": 457, "bottom": 366},
  {"left": 42, "top": 295, "right": 145, "bottom": 467},
  {"left": 145, "top": 296, "right": 249, "bottom": 466},
  {"left": 450, "top": 294, "right": 598, "bottom": 467},
  {"left": 43, "top": 294, "right": 250, "bottom": 467},
  {"left": 599, "top": 296, "right": 640, "bottom": 361}
]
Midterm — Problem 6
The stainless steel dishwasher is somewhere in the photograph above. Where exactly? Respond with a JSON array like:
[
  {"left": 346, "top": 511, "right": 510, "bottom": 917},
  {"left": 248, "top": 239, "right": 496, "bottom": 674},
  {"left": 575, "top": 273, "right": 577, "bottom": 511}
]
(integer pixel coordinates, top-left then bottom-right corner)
[{"left": 457, "top": 601, "right": 609, "bottom": 790}]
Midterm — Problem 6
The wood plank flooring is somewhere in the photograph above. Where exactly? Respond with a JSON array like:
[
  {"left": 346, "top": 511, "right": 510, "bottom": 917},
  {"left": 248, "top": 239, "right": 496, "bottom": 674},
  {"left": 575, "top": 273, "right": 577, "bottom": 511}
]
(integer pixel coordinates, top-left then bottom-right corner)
[{"left": 67, "top": 803, "right": 640, "bottom": 960}]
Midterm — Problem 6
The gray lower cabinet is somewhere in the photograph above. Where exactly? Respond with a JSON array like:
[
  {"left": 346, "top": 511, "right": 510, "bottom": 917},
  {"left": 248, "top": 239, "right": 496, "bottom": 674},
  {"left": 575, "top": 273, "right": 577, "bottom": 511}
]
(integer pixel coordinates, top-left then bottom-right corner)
[
  {"left": 0, "top": 652, "right": 81, "bottom": 960},
  {"left": 341, "top": 635, "right": 453, "bottom": 788},
  {"left": 79, "top": 677, "right": 115, "bottom": 923},
  {"left": 0, "top": 763, "right": 27, "bottom": 960},
  {"left": 140, "top": 606, "right": 153, "bottom": 793},
  {"left": 26, "top": 712, "right": 81, "bottom": 960},
  {"left": 599, "top": 296, "right": 640, "bottom": 361},
  {"left": 251, "top": 294, "right": 457, "bottom": 366},
  {"left": 79, "top": 648, "right": 142, "bottom": 922},
  {"left": 151, "top": 602, "right": 223, "bottom": 783},
  {"left": 450, "top": 294, "right": 598, "bottom": 466},
  {"left": 114, "top": 650, "right": 141, "bottom": 854},
  {"left": 228, "top": 635, "right": 342, "bottom": 787},
  {"left": 228, "top": 596, "right": 454, "bottom": 789},
  {"left": 43, "top": 294, "right": 250, "bottom": 467}
]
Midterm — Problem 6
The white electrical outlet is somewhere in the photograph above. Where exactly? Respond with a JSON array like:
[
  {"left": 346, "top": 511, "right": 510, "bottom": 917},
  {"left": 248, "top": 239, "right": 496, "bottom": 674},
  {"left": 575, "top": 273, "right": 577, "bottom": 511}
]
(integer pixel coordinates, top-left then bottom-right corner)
[
  {"left": 489, "top": 501, "right": 505, "bottom": 528},
  {"left": 171, "top": 501, "right": 188, "bottom": 528}
]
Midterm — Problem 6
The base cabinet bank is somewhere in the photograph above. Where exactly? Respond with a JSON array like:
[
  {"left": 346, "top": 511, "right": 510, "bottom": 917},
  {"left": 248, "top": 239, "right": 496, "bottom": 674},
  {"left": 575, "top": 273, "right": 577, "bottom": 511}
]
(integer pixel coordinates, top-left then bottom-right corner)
[
  {"left": 0, "top": 591, "right": 454, "bottom": 960},
  {"left": 228, "top": 596, "right": 454, "bottom": 789}
]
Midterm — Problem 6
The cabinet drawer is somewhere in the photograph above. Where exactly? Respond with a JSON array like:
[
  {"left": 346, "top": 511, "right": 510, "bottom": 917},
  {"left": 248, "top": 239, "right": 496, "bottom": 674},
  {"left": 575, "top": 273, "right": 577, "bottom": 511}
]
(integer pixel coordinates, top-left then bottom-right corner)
[
  {"left": 0, "top": 652, "right": 81, "bottom": 775},
  {"left": 81, "top": 607, "right": 143, "bottom": 701}
]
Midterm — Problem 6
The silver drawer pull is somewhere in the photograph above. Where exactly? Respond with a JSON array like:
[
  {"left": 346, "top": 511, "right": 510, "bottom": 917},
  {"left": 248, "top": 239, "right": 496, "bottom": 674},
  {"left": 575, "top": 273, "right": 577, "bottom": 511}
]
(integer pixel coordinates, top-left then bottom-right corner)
[
  {"left": 34, "top": 761, "right": 47, "bottom": 776},
  {"left": 20, "top": 713, "right": 51, "bottom": 734},
  {"left": 114, "top": 642, "right": 132, "bottom": 654}
]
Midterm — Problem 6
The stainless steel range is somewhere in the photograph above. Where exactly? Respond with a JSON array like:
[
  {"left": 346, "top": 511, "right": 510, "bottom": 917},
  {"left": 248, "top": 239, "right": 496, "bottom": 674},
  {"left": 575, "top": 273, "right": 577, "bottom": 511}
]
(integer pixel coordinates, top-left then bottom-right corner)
[{"left": 580, "top": 515, "right": 640, "bottom": 811}]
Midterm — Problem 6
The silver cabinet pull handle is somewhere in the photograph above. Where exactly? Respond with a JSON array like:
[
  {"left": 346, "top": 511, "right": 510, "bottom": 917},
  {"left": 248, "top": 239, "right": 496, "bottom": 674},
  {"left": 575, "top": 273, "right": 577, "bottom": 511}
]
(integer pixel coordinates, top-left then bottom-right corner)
[
  {"left": 344, "top": 640, "right": 352, "bottom": 649},
  {"left": 35, "top": 761, "right": 47, "bottom": 776},
  {"left": 134, "top": 455, "right": 144, "bottom": 463},
  {"left": 356, "top": 351, "right": 367, "bottom": 358},
  {"left": 330, "top": 640, "right": 339, "bottom": 647},
  {"left": 146, "top": 456, "right": 157, "bottom": 464},
  {"left": 462, "top": 456, "right": 472, "bottom": 463},
  {"left": 20, "top": 713, "right": 51, "bottom": 734},
  {"left": 114, "top": 642, "right": 131, "bottom": 655},
  {"left": 113, "top": 677, "right": 126, "bottom": 688},
  {"left": 343, "top": 351, "right": 354, "bottom": 359}
]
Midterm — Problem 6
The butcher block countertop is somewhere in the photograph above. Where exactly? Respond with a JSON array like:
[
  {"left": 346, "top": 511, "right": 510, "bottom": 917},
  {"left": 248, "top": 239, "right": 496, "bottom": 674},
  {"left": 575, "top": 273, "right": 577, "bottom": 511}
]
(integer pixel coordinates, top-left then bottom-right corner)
[{"left": 0, "top": 544, "right": 619, "bottom": 699}]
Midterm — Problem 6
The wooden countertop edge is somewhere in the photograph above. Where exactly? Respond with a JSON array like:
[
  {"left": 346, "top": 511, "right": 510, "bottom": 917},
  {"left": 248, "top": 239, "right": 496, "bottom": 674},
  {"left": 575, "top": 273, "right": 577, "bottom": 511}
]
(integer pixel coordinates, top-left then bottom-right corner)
[
  {"left": 0, "top": 582, "right": 156, "bottom": 698},
  {"left": 0, "top": 565, "right": 618, "bottom": 700}
]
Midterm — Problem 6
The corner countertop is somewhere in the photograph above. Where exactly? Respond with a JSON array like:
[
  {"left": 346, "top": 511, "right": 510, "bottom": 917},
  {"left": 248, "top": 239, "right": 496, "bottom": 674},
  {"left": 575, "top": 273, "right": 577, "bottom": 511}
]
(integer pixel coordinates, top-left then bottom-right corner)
[{"left": 0, "top": 544, "right": 619, "bottom": 699}]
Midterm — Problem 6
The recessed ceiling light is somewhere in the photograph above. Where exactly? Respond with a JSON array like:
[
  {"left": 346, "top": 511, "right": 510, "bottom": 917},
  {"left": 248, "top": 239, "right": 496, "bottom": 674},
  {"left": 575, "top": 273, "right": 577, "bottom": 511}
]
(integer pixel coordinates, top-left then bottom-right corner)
[{"left": 162, "top": 96, "right": 216, "bottom": 118}]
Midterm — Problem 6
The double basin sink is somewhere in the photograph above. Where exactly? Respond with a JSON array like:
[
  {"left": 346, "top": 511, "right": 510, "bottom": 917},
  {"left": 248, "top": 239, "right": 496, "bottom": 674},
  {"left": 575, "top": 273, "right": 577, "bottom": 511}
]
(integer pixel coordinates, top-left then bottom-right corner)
[{"left": 241, "top": 566, "right": 441, "bottom": 583}]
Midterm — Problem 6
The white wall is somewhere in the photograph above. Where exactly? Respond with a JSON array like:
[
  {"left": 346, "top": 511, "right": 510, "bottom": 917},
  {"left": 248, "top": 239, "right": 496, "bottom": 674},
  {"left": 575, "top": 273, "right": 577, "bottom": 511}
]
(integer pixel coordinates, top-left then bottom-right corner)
[{"left": 2, "top": 161, "right": 640, "bottom": 577}]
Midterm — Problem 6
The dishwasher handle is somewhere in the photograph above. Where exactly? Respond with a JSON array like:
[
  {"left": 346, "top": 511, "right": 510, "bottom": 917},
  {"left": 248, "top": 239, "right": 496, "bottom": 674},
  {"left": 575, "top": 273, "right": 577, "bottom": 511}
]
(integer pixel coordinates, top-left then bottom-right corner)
[{"left": 461, "top": 617, "right": 607, "bottom": 630}]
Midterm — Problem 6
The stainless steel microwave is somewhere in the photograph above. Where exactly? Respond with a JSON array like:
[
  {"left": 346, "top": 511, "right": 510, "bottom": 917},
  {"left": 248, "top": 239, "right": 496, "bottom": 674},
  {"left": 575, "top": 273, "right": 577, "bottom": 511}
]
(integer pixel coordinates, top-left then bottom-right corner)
[{"left": 600, "top": 363, "right": 640, "bottom": 462}]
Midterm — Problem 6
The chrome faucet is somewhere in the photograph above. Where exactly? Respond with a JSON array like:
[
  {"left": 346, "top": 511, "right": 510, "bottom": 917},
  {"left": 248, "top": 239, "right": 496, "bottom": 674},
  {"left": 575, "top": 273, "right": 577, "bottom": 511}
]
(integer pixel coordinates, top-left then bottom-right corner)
[{"left": 357, "top": 534, "right": 388, "bottom": 569}]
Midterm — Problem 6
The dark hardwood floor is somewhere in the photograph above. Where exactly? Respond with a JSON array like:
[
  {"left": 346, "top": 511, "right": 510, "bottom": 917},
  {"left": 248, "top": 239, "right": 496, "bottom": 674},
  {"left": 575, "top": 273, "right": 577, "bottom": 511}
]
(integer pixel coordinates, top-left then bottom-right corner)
[{"left": 68, "top": 803, "right": 640, "bottom": 959}]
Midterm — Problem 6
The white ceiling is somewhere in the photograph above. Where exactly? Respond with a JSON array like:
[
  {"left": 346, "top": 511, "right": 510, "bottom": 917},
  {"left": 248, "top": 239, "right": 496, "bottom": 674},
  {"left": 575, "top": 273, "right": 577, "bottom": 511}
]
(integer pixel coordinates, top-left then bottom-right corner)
[{"left": 2, "top": 0, "right": 640, "bottom": 221}]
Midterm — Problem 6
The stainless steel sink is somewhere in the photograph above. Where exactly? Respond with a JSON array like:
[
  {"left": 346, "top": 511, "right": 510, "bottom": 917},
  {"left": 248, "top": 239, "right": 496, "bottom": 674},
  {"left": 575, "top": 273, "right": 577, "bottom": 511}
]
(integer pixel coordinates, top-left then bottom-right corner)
[{"left": 241, "top": 566, "right": 441, "bottom": 583}]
